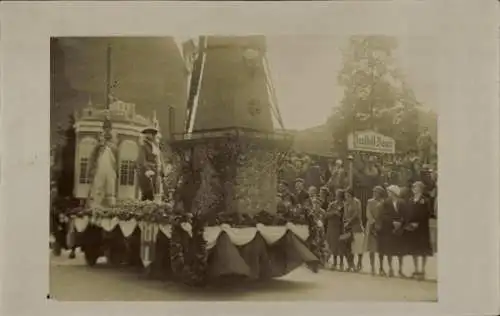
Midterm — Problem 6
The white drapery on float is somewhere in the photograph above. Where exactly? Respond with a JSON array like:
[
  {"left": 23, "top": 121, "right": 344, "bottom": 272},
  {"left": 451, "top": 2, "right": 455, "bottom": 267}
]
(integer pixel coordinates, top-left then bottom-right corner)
[{"left": 72, "top": 214, "right": 309, "bottom": 268}]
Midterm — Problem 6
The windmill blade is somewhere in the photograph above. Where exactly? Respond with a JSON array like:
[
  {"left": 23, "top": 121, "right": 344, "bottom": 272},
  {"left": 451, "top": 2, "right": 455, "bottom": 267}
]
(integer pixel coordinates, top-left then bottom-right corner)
[
  {"left": 184, "top": 36, "right": 208, "bottom": 134},
  {"left": 263, "top": 55, "right": 285, "bottom": 130}
]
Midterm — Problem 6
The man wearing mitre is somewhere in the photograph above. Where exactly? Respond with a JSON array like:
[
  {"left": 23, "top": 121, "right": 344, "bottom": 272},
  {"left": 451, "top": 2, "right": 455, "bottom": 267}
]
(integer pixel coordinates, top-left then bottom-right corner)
[
  {"left": 87, "top": 117, "right": 118, "bottom": 208},
  {"left": 137, "top": 125, "right": 168, "bottom": 201}
]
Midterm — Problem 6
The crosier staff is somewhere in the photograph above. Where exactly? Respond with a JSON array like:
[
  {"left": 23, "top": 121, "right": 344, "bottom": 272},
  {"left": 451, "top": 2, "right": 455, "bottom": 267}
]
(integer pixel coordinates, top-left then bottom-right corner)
[{"left": 153, "top": 137, "right": 164, "bottom": 203}]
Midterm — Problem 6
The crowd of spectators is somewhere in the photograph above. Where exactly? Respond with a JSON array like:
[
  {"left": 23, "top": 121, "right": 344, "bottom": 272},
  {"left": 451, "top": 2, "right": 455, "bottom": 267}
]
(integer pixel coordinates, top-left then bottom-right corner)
[
  {"left": 278, "top": 151, "right": 437, "bottom": 212},
  {"left": 276, "top": 151, "right": 437, "bottom": 280}
]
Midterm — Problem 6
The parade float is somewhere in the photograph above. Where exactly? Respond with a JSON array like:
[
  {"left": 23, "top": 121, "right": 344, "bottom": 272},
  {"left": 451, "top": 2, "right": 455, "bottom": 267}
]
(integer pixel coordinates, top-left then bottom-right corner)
[{"left": 68, "top": 36, "right": 321, "bottom": 286}]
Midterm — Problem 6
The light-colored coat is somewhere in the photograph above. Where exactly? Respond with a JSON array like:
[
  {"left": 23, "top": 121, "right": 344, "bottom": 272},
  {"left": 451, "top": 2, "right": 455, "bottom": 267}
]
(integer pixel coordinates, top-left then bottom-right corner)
[
  {"left": 364, "top": 198, "right": 383, "bottom": 252},
  {"left": 344, "top": 197, "right": 365, "bottom": 255},
  {"left": 343, "top": 197, "right": 364, "bottom": 233}
]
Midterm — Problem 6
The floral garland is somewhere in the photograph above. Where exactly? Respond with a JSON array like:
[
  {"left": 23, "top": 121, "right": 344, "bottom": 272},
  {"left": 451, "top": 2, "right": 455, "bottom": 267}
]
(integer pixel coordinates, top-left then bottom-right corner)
[
  {"left": 68, "top": 200, "right": 174, "bottom": 224},
  {"left": 169, "top": 212, "right": 191, "bottom": 281},
  {"left": 183, "top": 215, "right": 208, "bottom": 286},
  {"left": 203, "top": 208, "right": 308, "bottom": 227},
  {"left": 166, "top": 211, "right": 208, "bottom": 286},
  {"left": 304, "top": 207, "right": 325, "bottom": 273}
]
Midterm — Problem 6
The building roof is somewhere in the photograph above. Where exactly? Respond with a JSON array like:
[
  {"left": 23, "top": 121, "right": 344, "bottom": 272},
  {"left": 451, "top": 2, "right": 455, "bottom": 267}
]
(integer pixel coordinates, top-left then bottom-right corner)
[{"left": 51, "top": 37, "right": 188, "bottom": 142}]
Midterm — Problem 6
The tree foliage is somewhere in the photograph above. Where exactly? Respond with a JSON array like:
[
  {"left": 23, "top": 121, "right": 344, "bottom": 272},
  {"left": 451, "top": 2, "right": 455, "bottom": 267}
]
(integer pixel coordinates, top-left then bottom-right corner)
[
  {"left": 52, "top": 115, "right": 76, "bottom": 197},
  {"left": 329, "top": 35, "right": 422, "bottom": 154}
]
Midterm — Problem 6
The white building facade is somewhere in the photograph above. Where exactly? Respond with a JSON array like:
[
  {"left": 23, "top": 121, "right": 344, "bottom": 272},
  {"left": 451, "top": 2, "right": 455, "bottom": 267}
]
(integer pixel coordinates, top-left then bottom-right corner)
[{"left": 73, "top": 99, "right": 161, "bottom": 201}]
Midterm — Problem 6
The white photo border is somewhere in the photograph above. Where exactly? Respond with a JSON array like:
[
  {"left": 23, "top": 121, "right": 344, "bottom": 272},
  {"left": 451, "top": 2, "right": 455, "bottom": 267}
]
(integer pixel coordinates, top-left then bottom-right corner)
[{"left": 1, "top": 1, "right": 499, "bottom": 316}]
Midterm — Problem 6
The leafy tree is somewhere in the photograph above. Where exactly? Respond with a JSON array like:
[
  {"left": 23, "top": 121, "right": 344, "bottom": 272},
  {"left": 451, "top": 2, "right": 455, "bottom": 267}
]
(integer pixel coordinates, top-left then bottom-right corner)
[
  {"left": 53, "top": 115, "right": 76, "bottom": 197},
  {"left": 329, "top": 35, "right": 422, "bottom": 154}
]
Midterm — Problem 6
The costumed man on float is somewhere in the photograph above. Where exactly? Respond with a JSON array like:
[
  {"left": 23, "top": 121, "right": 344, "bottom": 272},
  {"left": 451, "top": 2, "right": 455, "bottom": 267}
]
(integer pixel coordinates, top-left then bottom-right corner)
[
  {"left": 137, "top": 124, "right": 167, "bottom": 202},
  {"left": 87, "top": 116, "right": 118, "bottom": 208}
]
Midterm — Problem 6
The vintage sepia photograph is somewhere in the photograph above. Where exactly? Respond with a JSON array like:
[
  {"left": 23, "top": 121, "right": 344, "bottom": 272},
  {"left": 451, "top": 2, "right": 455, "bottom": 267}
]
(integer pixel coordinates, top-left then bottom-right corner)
[{"left": 49, "top": 35, "right": 438, "bottom": 301}]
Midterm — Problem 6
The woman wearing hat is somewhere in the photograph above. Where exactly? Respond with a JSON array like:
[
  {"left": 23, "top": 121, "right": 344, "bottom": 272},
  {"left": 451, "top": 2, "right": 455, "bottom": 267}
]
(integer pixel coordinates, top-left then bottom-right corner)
[
  {"left": 325, "top": 189, "right": 345, "bottom": 271},
  {"left": 377, "top": 184, "right": 408, "bottom": 277},
  {"left": 365, "top": 185, "right": 386, "bottom": 275},
  {"left": 343, "top": 187, "right": 365, "bottom": 272},
  {"left": 405, "top": 181, "right": 433, "bottom": 280}
]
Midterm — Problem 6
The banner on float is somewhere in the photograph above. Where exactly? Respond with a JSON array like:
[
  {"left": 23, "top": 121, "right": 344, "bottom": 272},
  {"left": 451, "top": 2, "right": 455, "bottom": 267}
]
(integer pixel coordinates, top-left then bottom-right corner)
[
  {"left": 140, "top": 222, "right": 159, "bottom": 268},
  {"left": 347, "top": 130, "right": 396, "bottom": 154}
]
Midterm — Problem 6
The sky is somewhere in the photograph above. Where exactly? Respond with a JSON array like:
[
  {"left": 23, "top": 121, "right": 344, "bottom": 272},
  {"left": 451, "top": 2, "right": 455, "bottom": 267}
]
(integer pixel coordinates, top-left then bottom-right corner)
[
  {"left": 62, "top": 35, "right": 439, "bottom": 133},
  {"left": 264, "top": 35, "right": 438, "bottom": 130}
]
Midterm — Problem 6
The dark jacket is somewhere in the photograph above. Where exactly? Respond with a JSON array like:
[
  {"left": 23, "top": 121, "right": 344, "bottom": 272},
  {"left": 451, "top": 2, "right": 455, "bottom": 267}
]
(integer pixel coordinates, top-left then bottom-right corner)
[
  {"left": 376, "top": 198, "right": 409, "bottom": 255},
  {"left": 295, "top": 190, "right": 310, "bottom": 205},
  {"left": 404, "top": 195, "right": 433, "bottom": 256},
  {"left": 343, "top": 197, "right": 364, "bottom": 233},
  {"left": 136, "top": 139, "right": 165, "bottom": 198},
  {"left": 378, "top": 198, "right": 408, "bottom": 236}
]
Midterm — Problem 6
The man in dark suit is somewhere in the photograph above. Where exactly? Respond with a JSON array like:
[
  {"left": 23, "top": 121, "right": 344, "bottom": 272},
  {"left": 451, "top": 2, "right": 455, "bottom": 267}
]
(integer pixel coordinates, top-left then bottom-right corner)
[
  {"left": 278, "top": 180, "right": 297, "bottom": 205},
  {"left": 137, "top": 126, "right": 165, "bottom": 201},
  {"left": 294, "top": 178, "right": 310, "bottom": 206},
  {"left": 305, "top": 160, "right": 323, "bottom": 189}
]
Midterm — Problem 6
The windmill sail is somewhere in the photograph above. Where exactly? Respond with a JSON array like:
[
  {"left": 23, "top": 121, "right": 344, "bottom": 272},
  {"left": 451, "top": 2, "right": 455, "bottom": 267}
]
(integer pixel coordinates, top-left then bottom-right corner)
[
  {"left": 183, "top": 36, "right": 284, "bottom": 134},
  {"left": 183, "top": 36, "right": 205, "bottom": 134}
]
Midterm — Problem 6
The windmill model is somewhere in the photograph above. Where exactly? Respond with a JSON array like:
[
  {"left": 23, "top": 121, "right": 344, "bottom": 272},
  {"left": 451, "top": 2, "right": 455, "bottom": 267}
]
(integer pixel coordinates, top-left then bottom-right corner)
[
  {"left": 70, "top": 37, "right": 319, "bottom": 283},
  {"left": 172, "top": 36, "right": 292, "bottom": 217}
]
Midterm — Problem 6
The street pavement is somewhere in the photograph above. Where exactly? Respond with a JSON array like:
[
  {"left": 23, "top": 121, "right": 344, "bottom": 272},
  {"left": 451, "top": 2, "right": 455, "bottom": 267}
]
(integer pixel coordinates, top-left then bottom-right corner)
[{"left": 49, "top": 250, "right": 437, "bottom": 301}]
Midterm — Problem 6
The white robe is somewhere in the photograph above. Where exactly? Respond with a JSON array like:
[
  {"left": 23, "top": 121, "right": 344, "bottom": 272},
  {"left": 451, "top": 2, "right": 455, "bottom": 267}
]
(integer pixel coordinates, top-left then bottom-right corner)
[{"left": 89, "top": 145, "right": 117, "bottom": 208}]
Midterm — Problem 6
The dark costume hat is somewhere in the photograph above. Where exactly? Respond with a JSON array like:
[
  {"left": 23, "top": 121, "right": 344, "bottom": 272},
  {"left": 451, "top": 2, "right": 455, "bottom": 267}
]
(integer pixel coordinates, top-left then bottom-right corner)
[{"left": 141, "top": 126, "right": 158, "bottom": 135}]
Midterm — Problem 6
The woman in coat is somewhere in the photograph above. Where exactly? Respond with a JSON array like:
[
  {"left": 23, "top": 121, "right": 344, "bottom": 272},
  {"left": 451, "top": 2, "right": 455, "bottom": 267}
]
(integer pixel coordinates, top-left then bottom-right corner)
[
  {"left": 365, "top": 186, "right": 386, "bottom": 275},
  {"left": 319, "top": 186, "right": 331, "bottom": 210},
  {"left": 325, "top": 189, "right": 345, "bottom": 271},
  {"left": 377, "top": 185, "right": 408, "bottom": 277},
  {"left": 405, "top": 181, "right": 433, "bottom": 280},
  {"left": 311, "top": 197, "right": 329, "bottom": 266},
  {"left": 343, "top": 188, "right": 365, "bottom": 272},
  {"left": 319, "top": 186, "right": 331, "bottom": 233}
]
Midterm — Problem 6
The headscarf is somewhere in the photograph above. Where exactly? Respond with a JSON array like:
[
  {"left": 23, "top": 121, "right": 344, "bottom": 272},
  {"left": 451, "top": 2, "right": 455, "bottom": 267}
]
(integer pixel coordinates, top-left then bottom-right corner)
[
  {"left": 412, "top": 181, "right": 425, "bottom": 191},
  {"left": 373, "top": 185, "right": 386, "bottom": 196},
  {"left": 386, "top": 185, "right": 400, "bottom": 197}
]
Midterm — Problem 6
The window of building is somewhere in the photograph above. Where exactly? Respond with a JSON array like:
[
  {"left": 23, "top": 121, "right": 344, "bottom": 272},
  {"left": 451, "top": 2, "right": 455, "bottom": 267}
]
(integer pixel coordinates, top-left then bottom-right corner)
[
  {"left": 120, "top": 160, "right": 135, "bottom": 186},
  {"left": 79, "top": 157, "right": 91, "bottom": 184},
  {"left": 77, "top": 137, "right": 98, "bottom": 186}
]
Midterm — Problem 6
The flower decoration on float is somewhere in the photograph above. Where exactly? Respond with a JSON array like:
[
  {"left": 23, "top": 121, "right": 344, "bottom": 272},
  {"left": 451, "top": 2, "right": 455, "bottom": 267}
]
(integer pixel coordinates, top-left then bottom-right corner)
[
  {"left": 202, "top": 206, "right": 309, "bottom": 227},
  {"left": 69, "top": 199, "right": 175, "bottom": 224},
  {"left": 303, "top": 206, "right": 326, "bottom": 272}
]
